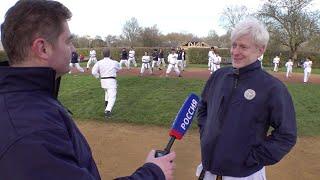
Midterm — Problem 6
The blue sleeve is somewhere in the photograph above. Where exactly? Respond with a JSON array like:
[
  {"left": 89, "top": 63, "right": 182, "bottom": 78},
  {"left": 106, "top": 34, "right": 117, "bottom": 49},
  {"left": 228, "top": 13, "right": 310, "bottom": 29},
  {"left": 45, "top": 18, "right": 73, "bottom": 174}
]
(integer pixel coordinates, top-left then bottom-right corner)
[
  {"left": 246, "top": 85, "right": 297, "bottom": 166},
  {"left": 0, "top": 130, "right": 99, "bottom": 180},
  {"left": 114, "top": 163, "right": 165, "bottom": 180},
  {"left": 197, "top": 75, "right": 213, "bottom": 138}
]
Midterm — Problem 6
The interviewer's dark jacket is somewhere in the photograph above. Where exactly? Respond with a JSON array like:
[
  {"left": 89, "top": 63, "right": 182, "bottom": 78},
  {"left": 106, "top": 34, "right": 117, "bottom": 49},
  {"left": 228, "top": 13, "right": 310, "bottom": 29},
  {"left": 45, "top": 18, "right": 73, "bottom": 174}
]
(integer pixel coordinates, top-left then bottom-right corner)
[
  {"left": 0, "top": 65, "right": 165, "bottom": 180},
  {"left": 197, "top": 60, "right": 297, "bottom": 177}
]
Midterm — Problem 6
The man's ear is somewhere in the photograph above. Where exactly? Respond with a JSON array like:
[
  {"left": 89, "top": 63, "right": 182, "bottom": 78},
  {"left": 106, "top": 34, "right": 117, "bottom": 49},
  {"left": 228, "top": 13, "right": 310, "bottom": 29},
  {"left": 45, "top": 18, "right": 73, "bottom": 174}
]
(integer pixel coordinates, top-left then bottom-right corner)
[
  {"left": 31, "top": 38, "right": 52, "bottom": 61},
  {"left": 258, "top": 45, "right": 266, "bottom": 54}
]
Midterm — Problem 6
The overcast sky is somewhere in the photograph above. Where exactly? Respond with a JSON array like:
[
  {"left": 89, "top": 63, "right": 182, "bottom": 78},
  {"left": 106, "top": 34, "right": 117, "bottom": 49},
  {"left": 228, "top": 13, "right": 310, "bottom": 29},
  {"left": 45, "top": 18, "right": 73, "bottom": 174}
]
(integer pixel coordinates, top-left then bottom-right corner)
[{"left": 1, "top": 0, "right": 320, "bottom": 38}]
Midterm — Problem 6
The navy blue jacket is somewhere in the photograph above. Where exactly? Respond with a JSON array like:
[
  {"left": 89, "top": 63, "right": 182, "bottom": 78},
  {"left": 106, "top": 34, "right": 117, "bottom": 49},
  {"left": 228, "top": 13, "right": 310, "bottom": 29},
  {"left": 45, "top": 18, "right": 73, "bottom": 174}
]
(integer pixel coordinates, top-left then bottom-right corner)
[
  {"left": 177, "top": 50, "right": 183, "bottom": 60},
  {"left": 158, "top": 51, "right": 164, "bottom": 59},
  {"left": 71, "top": 51, "right": 79, "bottom": 63},
  {"left": 121, "top": 50, "right": 128, "bottom": 60},
  {"left": 0, "top": 66, "right": 165, "bottom": 180},
  {"left": 152, "top": 51, "right": 158, "bottom": 61},
  {"left": 197, "top": 61, "right": 297, "bottom": 177}
]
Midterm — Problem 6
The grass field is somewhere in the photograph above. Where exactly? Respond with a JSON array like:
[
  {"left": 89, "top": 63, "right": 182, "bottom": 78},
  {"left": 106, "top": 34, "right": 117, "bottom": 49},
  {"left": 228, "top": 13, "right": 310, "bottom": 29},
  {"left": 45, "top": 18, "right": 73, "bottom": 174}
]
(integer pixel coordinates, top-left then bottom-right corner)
[{"left": 59, "top": 74, "right": 320, "bottom": 136}]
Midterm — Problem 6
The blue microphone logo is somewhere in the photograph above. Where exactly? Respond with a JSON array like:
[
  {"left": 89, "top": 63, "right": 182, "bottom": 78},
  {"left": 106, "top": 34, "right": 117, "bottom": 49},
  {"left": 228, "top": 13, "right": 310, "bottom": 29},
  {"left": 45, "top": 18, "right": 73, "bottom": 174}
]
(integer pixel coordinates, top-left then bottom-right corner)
[{"left": 170, "top": 93, "right": 199, "bottom": 139}]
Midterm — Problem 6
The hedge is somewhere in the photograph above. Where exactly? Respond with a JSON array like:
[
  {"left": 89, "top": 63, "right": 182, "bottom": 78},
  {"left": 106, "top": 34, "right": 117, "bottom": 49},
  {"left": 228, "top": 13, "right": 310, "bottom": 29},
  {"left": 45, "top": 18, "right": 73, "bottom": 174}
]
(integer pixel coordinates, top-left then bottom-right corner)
[
  {"left": 77, "top": 47, "right": 174, "bottom": 63},
  {"left": 187, "top": 48, "right": 231, "bottom": 64}
]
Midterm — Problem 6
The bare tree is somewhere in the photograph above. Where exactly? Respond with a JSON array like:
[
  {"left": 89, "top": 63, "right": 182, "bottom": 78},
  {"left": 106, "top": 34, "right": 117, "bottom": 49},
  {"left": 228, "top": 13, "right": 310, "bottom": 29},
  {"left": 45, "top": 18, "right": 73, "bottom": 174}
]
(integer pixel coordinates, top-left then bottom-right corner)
[
  {"left": 140, "top": 25, "right": 162, "bottom": 47},
  {"left": 122, "top": 17, "right": 142, "bottom": 46},
  {"left": 303, "top": 34, "right": 320, "bottom": 52},
  {"left": 105, "top": 35, "right": 121, "bottom": 47},
  {"left": 90, "top": 35, "right": 106, "bottom": 47},
  {"left": 259, "top": 0, "right": 320, "bottom": 61},
  {"left": 203, "top": 30, "right": 220, "bottom": 47},
  {"left": 161, "top": 32, "right": 196, "bottom": 47},
  {"left": 71, "top": 35, "right": 91, "bottom": 48},
  {"left": 220, "top": 5, "right": 251, "bottom": 30}
]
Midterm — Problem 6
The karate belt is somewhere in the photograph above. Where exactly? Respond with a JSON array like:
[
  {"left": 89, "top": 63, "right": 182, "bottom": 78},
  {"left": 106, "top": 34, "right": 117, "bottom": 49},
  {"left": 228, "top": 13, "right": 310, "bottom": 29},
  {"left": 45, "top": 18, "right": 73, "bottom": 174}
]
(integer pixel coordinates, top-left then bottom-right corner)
[
  {"left": 142, "top": 62, "right": 150, "bottom": 68},
  {"left": 101, "top": 77, "right": 116, "bottom": 79}
]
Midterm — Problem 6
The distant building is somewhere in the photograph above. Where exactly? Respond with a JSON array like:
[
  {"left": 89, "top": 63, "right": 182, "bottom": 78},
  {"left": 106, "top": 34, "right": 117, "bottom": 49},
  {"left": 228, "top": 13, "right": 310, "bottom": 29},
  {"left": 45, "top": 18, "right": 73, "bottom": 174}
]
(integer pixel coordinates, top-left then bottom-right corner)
[{"left": 180, "top": 41, "right": 210, "bottom": 49}]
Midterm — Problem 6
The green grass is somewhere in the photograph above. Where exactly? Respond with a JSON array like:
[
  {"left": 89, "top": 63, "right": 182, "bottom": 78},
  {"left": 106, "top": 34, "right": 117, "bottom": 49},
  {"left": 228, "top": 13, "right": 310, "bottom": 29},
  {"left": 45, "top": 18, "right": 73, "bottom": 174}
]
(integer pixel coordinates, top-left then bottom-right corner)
[
  {"left": 287, "top": 83, "right": 320, "bottom": 136},
  {"left": 59, "top": 74, "right": 204, "bottom": 127},
  {"left": 59, "top": 74, "right": 320, "bottom": 136}
]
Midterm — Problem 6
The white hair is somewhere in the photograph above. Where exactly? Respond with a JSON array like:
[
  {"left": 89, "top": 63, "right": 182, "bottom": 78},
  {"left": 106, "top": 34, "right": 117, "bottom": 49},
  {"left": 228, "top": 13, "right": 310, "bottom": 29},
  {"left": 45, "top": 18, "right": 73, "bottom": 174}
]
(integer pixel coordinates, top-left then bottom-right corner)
[{"left": 231, "top": 17, "right": 269, "bottom": 48}]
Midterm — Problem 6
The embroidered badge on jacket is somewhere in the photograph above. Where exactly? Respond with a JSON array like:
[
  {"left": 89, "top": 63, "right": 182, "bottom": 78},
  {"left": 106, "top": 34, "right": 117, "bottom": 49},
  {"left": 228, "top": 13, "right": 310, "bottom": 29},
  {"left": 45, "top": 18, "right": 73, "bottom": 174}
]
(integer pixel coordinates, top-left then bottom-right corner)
[{"left": 244, "top": 89, "right": 256, "bottom": 100}]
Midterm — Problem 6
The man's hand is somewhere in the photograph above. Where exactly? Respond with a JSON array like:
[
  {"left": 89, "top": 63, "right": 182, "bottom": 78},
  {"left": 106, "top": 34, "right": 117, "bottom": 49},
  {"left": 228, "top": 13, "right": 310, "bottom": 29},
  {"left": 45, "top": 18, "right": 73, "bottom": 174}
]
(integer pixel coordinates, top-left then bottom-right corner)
[{"left": 145, "top": 150, "right": 176, "bottom": 180}]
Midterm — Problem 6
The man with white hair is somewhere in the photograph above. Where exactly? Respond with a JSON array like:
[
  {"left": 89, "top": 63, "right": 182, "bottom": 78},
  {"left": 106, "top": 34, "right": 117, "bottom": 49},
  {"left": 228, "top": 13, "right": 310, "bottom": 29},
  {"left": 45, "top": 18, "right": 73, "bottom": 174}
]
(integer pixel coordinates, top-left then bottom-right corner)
[{"left": 197, "top": 17, "right": 297, "bottom": 180}]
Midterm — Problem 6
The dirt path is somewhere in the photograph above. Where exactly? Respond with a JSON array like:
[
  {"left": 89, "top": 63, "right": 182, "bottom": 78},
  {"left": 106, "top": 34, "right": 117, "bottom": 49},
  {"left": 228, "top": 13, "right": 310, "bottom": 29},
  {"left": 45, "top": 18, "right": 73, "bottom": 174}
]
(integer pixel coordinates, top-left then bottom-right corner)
[{"left": 77, "top": 121, "right": 320, "bottom": 180}]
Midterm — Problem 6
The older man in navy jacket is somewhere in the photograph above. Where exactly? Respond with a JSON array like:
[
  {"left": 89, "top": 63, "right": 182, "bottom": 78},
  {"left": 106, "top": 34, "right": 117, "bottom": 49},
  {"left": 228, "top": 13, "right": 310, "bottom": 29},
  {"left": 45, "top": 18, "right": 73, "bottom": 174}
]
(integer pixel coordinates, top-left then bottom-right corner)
[
  {"left": 0, "top": 1, "right": 175, "bottom": 180},
  {"left": 197, "top": 18, "right": 297, "bottom": 180}
]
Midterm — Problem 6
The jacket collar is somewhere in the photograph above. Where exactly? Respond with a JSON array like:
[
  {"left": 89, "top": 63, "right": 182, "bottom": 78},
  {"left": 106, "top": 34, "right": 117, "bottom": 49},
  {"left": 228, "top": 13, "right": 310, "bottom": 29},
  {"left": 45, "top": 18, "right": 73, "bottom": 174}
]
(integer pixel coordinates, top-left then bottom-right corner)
[
  {"left": 227, "top": 60, "right": 261, "bottom": 78},
  {"left": 0, "top": 66, "right": 57, "bottom": 96}
]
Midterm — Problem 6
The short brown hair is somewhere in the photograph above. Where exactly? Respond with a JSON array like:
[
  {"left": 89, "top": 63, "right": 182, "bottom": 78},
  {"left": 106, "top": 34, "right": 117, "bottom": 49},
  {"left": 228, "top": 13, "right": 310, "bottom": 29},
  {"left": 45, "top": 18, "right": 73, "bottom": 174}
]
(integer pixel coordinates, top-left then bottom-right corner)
[
  {"left": 103, "top": 48, "right": 110, "bottom": 57},
  {"left": 1, "top": 0, "right": 72, "bottom": 64}
]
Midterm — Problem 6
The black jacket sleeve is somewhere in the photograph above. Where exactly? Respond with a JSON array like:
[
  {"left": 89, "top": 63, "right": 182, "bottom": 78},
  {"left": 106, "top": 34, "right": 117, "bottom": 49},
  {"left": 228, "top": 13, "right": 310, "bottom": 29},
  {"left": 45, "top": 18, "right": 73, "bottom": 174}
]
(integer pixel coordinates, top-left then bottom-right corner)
[
  {"left": 197, "top": 75, "right": 213, "bottom": 139},
  {"left": 114, "top": 163, "right": 165, "bottom": 180},
  {"left": 246, "top": 84, "right": 297, "bottom": 166}
]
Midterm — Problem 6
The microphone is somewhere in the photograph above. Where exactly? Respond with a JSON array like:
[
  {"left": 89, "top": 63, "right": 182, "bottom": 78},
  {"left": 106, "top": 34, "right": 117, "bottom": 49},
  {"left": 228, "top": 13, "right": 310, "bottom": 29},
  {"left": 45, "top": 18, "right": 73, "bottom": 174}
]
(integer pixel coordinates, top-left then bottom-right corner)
[{"left": 155, "top": 93, "right": 200, "bottom": 157}]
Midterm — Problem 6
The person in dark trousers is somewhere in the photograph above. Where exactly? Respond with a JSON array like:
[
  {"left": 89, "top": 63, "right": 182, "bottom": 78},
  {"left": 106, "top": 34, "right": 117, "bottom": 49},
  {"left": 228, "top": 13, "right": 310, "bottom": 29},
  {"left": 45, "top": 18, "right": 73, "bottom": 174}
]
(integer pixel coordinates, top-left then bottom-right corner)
[
  {"left": 196, "top": 17, "right": 297, "bottom": 180},
  {"left": 119, "top": 48, "right": 129, "bottom": 69},
  {"left": 176, "top": 47, "right": 184, "bottom": 71},
  {"left": 0, "top": 1, "right": 175, "bottom": 180},
  {"left": 158, "top": 48, "right": 166, "bottom": 69},
  {"left": 69, "top": 51, "right": 84, "bottom": 73},
  {"left": 151, "top": 48, "right": 160, "bottom": 71},
  {"left": 182, "top": 48, "right": 187, "bottom": 69}
]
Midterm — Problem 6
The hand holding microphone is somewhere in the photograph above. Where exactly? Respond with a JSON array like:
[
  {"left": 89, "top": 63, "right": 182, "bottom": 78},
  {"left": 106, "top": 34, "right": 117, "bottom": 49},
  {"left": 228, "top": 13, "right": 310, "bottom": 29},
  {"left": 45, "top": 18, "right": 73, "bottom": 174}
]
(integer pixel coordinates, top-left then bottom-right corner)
[
  {"left": 145, "top": 150, "right": 176, "bottom": 180},
  {"left": 143, "top": 93, "right": 199, "bottom": 180}
]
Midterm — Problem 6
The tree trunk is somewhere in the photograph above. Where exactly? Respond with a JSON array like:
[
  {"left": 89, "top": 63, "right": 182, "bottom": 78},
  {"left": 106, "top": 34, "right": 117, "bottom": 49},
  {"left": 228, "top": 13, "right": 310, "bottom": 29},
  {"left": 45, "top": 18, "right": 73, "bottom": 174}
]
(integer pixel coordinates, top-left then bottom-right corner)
[{"left": 291, "top": 49, "right": 298, "bottom": 64}]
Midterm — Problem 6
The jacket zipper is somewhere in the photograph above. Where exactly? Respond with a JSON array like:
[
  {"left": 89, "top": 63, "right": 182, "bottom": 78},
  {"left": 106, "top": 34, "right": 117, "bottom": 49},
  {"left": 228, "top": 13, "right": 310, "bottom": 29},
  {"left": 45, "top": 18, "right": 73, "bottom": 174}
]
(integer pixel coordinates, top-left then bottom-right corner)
[{"left": 233, "top": 68, "right": 239, "bottom": 88}]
